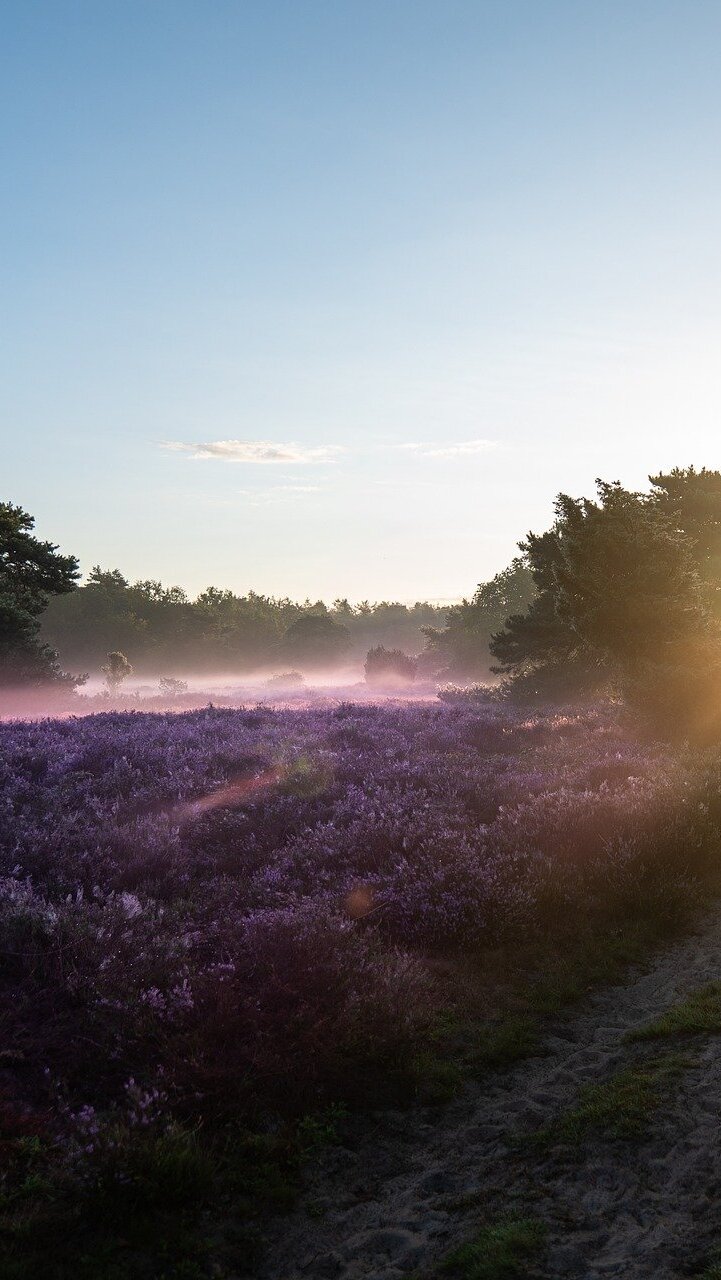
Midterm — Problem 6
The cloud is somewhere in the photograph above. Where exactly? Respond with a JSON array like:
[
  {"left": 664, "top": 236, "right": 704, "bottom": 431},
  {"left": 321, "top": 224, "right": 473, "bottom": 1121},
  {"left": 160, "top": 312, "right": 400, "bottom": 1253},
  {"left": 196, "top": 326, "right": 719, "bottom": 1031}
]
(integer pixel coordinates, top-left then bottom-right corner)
[
  {"left": 236, "top": 484, "right": 323, "bottom": 506},
  {"left": 265, "top": 484, "right": 322, "bottom": 494},
  {"left": 394, "top": 438, "right": 497, "bottom": 459},
  {"left": 162, "top": 440, "right": 342, "bottom": 464}
]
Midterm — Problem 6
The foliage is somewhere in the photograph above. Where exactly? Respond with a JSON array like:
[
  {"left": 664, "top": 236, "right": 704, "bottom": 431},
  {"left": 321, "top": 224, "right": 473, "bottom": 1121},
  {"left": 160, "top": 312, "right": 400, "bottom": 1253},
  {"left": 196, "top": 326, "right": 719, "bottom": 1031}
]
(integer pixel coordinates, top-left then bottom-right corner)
[
  {"left": 159, "top": 675, "right": 189, "bottom": 697},
  {"left": 0, "top": 697, "right": 719, "bottom": 1271},
  {"left": 438, "top": 1216, "right": 546, "bottom": 1279},
  {"left": 264, "top": 670, "right": 305, "bottom": 688},
  {"left": 41, "top": 574, "right": 447, "bottom": 676},
  {"left": 423, "top": 558, "right": 535, "bottom": 678},
  {"left": 650, "top": 466, "right": 721, "bottom": 608},
  {"left": 0, "top": 502, "right": 80, "bottom": 686},
  {"left": 364, "top": 644, "right": 417, "bottom": 685},
  {"left": 101, "top": 650, "right": 133, "bottom": 693},
  {"left": 279, "top": 612, "right": 352, "bottom": 669},
  {"left": 490, "top": 475, "right": 721, "bottom": 729}
]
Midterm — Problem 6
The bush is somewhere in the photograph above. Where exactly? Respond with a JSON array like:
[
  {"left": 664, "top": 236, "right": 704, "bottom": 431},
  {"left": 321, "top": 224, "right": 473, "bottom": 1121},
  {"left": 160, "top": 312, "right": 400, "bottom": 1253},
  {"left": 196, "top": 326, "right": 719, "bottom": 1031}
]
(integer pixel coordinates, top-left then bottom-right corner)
[
  {"left": 183, "top": 903, "right": 435, "bottom": 1112},
  {"left": 264, "top": 670, "right": 305, "bottom": 689},
  {"left": 364, "top": 645, "right": 417, "bottom": 686}
]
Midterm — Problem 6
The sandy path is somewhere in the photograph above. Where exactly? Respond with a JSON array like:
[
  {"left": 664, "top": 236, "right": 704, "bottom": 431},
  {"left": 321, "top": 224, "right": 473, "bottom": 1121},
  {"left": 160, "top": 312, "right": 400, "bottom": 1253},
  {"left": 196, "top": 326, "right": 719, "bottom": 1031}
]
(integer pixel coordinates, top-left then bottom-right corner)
[{"left": 258, "top": 902, "right": 721, "bottom": 1280}]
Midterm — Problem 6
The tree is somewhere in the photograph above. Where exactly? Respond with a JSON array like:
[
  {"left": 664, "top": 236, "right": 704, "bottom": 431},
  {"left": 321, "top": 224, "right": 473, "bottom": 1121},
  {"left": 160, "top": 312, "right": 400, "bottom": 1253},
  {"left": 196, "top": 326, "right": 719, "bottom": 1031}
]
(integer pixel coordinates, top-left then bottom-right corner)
[
  {"left": 0, "top": 502, "right": 81, "bottom": 685},
  {"left": 364, "top": 646, "right": 417, "bottom": 685},
  {"left": 490, "top": 479, "right": 720, "bottom": 720},
  {"left": 280, "top": 614, "right": 352, "bottom": 670},
  {"left": 41, "top": 571, "right": 449, "bottom": 676},
  {"left": 102, "top": 650, "right": 133, "bottom": 693},
  {"left": 649, "top": 467, "right": 721, "bottom": 612},
  {"left": 159, "top": 676, "right": 188, "bottom": 697},
  {"left": 422, "top": 558, "right": 536, "bottom": 678}
]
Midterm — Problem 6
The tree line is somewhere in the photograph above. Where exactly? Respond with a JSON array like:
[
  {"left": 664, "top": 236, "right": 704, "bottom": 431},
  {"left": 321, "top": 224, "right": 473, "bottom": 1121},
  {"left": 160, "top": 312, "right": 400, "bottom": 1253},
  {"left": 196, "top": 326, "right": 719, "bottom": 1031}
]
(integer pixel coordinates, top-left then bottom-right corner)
[
  {"left": 4, "top": 465, "right": 721, "bottom": 735},
  {"left": 36, "top": 569, "right": 448, "bottom": 676}
]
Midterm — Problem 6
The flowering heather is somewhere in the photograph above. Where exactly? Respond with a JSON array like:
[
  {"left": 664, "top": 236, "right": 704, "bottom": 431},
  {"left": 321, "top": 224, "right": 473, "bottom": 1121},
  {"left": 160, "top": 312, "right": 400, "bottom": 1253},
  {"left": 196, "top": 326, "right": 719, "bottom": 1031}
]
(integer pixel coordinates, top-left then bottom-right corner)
[{"left": 0, "top": 699, "right": 716, "bottom": 1140}]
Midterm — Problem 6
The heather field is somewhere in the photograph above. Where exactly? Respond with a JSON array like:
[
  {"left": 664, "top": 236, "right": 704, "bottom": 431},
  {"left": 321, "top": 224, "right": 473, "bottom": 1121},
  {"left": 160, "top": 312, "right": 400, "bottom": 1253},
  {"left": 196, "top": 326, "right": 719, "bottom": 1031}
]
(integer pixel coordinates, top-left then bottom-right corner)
[{"left": 2, "top": 696, "right": 721, "bottom": 1277}]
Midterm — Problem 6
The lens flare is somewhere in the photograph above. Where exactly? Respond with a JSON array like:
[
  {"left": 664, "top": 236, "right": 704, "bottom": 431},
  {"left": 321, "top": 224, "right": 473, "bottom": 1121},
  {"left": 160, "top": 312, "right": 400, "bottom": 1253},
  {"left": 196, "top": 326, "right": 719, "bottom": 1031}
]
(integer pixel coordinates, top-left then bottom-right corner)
[{"left": 173, "top": 766, "right": 281, "bottom": 823}]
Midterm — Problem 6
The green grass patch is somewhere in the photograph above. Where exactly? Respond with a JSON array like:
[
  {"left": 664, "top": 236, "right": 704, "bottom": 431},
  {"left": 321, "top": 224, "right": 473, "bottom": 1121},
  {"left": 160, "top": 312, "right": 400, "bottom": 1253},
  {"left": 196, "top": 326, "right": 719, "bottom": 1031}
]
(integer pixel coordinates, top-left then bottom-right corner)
[
  {"left": 424, "top": 917, "right": 673, "bottom": 1092},
  {"left": 627, "top": 982, "right": 721, "bottom": 1041},
  {"left": 693, "top": 1243, "right": 721, "bottom": 1279},
  {"left": 465, "top": 1015, "right": 542, "bottom": 1071},
  {"left": 0, "top": 1108, "right": 350, "bottom": 1280},
  {"left": 411, "top": 1050, "right": 466, "bottom": 1103},
  {"left": 436, "top": 1215, "right": 546, "bottom": 1279},
  {"left": 527, "top": 1052, "right": 688, "bottom": 1148}
]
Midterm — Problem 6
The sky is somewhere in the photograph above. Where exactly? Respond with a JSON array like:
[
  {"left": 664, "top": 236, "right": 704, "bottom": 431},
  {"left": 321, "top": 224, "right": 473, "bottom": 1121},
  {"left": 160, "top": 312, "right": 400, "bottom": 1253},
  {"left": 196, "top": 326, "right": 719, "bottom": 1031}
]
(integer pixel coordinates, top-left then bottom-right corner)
[{"left": 4, "top": 1, "right": 721, "bottom": 602}]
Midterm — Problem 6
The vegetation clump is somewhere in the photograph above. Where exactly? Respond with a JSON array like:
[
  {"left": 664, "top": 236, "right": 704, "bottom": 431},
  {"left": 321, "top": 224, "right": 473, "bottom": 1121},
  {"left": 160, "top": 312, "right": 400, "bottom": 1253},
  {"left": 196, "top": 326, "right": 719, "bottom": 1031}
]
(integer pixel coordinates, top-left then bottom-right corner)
[
  {"left": 437, "top": 1215, "right": 547, "bottom": 1279},
  {"left": 629, "top": 982, "right": 721, "bottom": 1041},
  {"left": 364, "top": 644, "right": 417, "bottom": 685},
  {"left": 265, "top": 669, "right": 305, "bottom": 688},
  {"left": 0, "top": 502, "right": 81, "bottom": 687},
  {"left": 528, "top": 1053, "right": 688, "bottom": 1146},
  {"left": 101, "top": 649, "right": 133, "bottom": 693}
]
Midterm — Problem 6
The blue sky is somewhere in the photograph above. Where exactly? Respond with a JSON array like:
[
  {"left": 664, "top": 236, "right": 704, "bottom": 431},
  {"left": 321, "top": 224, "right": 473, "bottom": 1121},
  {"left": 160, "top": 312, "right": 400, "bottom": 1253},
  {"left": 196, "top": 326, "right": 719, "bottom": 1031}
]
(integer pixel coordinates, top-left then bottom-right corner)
[{"left": 4, "top": 1, "right": 721, "bottom": 601}]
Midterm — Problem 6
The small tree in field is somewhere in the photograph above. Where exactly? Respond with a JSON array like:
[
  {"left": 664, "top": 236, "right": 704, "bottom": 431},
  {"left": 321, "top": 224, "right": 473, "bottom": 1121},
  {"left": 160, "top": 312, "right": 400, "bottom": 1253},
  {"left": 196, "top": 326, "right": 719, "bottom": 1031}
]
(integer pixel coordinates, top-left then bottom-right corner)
[
  {"left": 364, "top": 646, "right": 417, "bottom": 686},
  {"left": 102, "top": 650, "right": 132, "bottom": 694},
  {"left": 159, "top": 676, "right": 188, "bottom": 697}
]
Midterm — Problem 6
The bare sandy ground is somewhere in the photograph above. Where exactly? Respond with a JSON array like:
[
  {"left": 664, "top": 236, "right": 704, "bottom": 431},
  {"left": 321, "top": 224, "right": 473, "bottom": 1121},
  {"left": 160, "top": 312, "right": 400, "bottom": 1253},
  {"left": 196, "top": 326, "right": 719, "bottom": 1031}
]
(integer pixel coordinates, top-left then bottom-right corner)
[{"left": 259, "top": 903, "right": 721, "bottom": 1280}]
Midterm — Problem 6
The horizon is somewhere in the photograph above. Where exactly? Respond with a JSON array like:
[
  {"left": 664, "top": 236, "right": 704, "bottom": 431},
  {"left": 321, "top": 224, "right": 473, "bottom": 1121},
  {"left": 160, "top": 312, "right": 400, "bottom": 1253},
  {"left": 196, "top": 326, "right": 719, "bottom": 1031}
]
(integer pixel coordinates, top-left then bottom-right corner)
[{"left": 5, "top": 1, "right": 721, "bottom": 598}]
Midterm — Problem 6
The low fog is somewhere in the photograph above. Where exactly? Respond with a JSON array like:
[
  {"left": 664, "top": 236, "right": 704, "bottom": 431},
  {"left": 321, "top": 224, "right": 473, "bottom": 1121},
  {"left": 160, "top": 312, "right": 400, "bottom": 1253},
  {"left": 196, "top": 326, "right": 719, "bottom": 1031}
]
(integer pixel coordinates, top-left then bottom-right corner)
[{"left": 0, "top": 664, "right": 452, "bottom": 721}]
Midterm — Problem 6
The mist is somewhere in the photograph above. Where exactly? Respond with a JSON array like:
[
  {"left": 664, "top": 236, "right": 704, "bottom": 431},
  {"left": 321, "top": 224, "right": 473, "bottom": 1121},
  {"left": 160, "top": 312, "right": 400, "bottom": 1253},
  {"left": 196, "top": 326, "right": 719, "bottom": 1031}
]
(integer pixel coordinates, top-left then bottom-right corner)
[{"left": 0, "top": 664, "right": 451, "bottom": 722}]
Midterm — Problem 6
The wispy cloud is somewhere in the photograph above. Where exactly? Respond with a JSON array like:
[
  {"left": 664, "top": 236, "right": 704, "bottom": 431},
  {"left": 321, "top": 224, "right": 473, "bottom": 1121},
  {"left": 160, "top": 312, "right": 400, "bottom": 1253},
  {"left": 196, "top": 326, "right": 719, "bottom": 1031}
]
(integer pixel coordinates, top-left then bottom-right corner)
[
  {"left": 237, "top": 484, "right": 323, "bottom": 506},
  {"left": 162, "top": 440, "right": 343, "bottom": 464},
  {"left": 394, "top": 438, "right": 497, "bottom": 459},
  {"left": 265, "top": 484, "right": 322, "bottom": 494}
]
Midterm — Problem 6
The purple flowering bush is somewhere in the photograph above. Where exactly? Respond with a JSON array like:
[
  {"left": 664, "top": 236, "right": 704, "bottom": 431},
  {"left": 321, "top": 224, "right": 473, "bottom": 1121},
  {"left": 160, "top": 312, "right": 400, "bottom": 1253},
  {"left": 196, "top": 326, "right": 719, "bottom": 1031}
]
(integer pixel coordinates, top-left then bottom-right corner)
[{"left": 0, "top": 697, "right": 719, "bottom": 1269}]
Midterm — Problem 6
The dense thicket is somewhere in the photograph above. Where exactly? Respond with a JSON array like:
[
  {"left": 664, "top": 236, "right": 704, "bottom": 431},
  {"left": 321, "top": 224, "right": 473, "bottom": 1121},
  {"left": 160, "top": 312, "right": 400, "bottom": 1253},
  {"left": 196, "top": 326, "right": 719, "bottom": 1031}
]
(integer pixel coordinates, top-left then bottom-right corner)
[
  {"left": 0, "top": 503, "right": 80, "bottom": 686},
  {"left": 490, "top": 468, "right": 721, "bottom": 733},
  {"left": 40, "top": 568, "right": 447, "bottom": 675},
  {"left": 422, "top": 557, "right": 536, "bottom": 678}
]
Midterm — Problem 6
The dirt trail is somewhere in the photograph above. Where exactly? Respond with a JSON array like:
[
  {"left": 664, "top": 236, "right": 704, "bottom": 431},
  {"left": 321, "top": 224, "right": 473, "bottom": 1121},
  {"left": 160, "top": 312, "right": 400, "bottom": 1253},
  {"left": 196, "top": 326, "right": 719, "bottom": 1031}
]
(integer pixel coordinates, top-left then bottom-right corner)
[{"left": 259, "top": 903, "right": 721, "bottom": 1280}]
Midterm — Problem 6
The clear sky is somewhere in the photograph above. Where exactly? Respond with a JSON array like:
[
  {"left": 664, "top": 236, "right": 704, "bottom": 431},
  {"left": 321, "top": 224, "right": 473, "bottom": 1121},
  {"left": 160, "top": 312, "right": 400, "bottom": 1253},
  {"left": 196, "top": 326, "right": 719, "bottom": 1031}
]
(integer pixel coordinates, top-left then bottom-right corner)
[{"left": 4, "top": 1, "right": 721, "bottom": 602}]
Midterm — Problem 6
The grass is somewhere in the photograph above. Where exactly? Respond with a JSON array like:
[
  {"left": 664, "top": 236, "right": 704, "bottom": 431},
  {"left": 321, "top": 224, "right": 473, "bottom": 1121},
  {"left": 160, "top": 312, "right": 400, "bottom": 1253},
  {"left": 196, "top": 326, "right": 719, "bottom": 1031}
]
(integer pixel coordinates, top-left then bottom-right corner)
[
  {"left": 627, "top": 981, "right": 721, "bottom": 1041},
  {"left": 0, "top": 1116, "right": 333, "bottom": 1280},
  {"left": 465, "top": 1014, "right": 542, "bottom": 1071},
  {"left": 526, "top": 1052, "right": 689, "bottom": 1148},
  {"left": 693, "top": 1241, "right": 721, "bottom": 1279},
  {"left": 434, "top": 1216, "right": 546, "bottom": 1279},
  {"left": 419, "top": 916, "right": 678, "bottom": 1095}
]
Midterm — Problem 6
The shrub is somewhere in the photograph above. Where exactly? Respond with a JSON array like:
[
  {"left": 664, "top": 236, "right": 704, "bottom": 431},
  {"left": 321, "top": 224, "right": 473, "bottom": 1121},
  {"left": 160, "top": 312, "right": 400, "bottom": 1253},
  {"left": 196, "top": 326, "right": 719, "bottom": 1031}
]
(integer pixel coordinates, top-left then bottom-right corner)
[
  {"left": 364, "top": 645, "right": 417, "bottom": 686},
  {"left": 264, "top": 670, "right": 305, "bottom": 688}
]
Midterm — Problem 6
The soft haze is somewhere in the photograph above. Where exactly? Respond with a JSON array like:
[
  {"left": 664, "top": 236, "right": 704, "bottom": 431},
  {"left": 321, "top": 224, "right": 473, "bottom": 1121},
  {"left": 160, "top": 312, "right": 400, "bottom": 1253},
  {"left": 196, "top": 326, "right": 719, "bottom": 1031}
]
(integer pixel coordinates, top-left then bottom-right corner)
[{"left": 3, "top": 0, "right": 721, "bottom": 600}]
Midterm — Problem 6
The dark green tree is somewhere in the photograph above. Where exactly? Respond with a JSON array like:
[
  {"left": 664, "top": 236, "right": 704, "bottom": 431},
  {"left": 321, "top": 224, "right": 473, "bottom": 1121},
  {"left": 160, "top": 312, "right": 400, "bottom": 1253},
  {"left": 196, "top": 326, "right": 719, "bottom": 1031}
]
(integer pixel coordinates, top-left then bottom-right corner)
[
  {"left": 0, "top": 503, "right": 81, "bottom": 685},
  {"left": 649, "top": 467, "right": 721, "bottom": 612},
  {"left": 422, "top": 557, "right": 536, "bottom": 678},
  {"left": 41, "top": 574, "right": 448, "bottom": 675},
  {"left": 490, "top": 479, "right": 720, "bottom": 723},
  {"left": 280, "top": 614, "right": 352, "bottom": 670}
]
